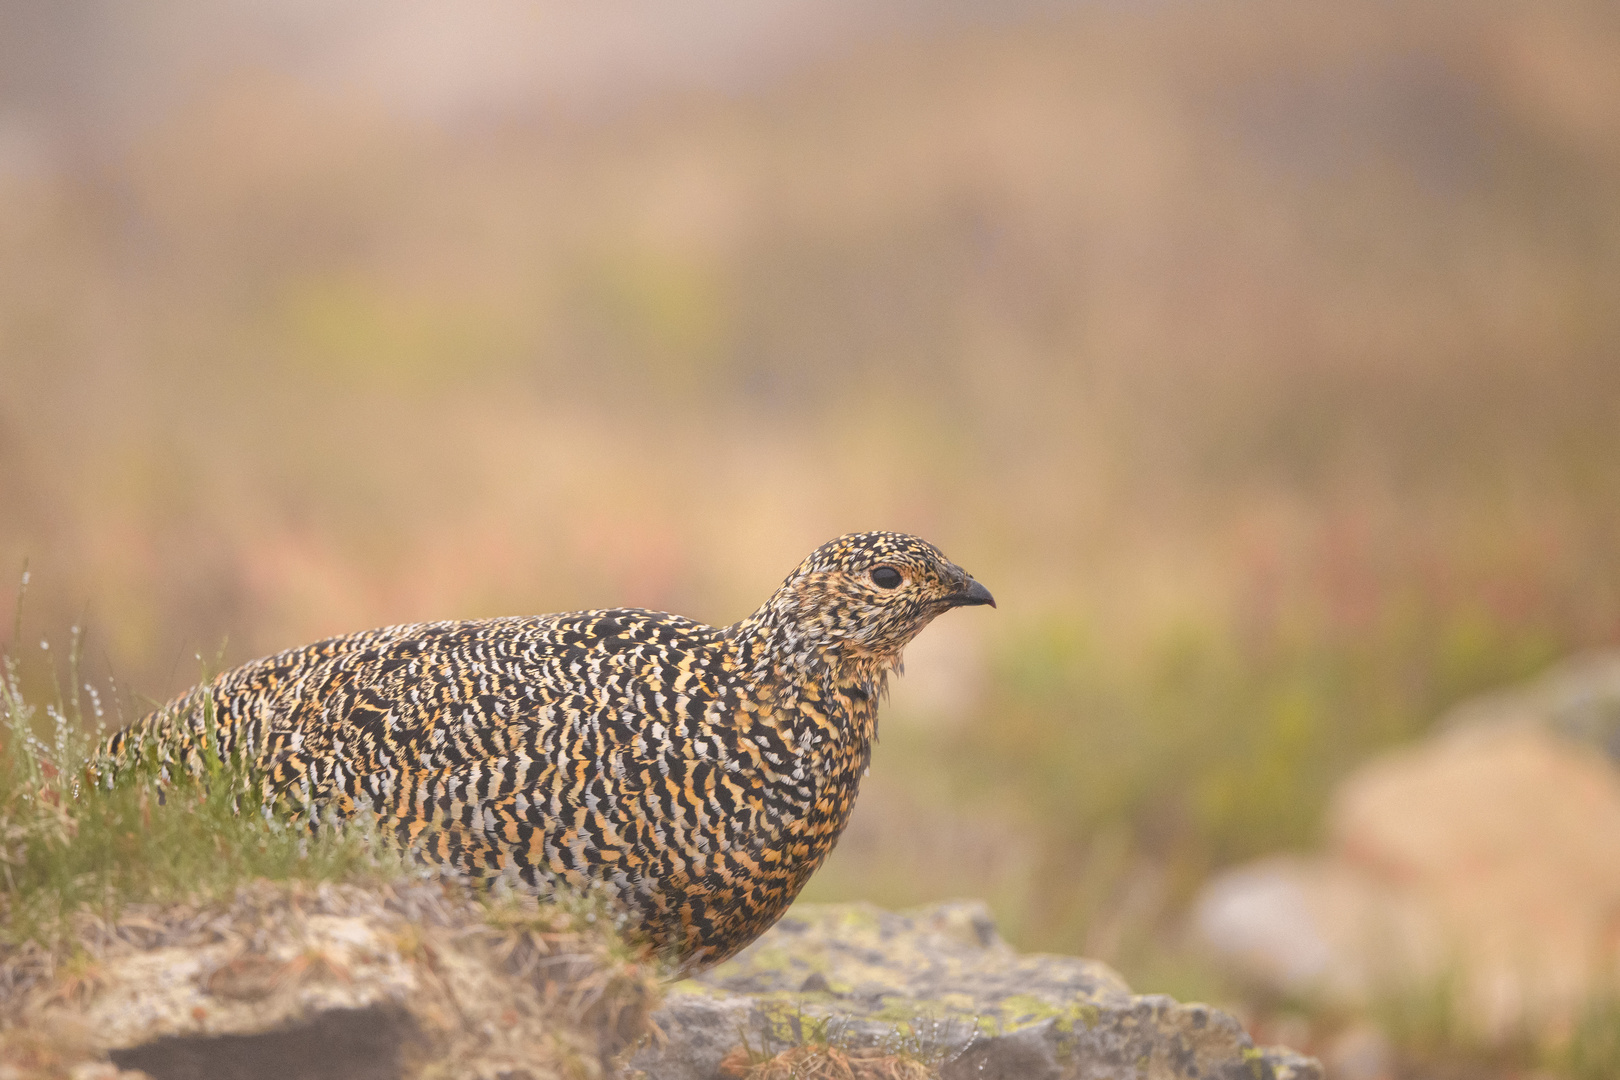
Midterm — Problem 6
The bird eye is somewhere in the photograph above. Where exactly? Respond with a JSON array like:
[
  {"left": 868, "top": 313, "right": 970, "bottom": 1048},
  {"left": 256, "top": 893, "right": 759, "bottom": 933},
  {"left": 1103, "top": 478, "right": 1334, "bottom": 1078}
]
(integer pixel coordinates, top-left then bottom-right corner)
[{"left": 870, "top": 565, "right": 903, "bottom": 589}]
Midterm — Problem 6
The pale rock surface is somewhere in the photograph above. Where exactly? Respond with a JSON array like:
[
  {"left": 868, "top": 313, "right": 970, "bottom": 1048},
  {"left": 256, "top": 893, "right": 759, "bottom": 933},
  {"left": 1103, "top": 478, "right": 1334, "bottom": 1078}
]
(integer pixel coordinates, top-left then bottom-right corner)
[
  {"left": 1334, "top": 722, "right": 1620, "bottom": 1031},
  {"left": 1194, "top": 856, "right": 1441, "bottom": 1004},
  {"left": 638, "top": 900, "right": 1322, "bottom": 1080},
  {"left": 1441, "top": 650, "right": 1620, "bottom": 764},
  {"left": 1319, "top": 1023, "right": 1393, "bottom": 1080}
]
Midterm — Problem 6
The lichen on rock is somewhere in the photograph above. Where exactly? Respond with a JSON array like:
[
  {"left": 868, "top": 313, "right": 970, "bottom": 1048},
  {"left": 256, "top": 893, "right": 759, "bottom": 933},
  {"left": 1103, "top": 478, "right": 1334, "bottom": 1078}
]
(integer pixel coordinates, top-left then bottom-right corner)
[
  {"left": 639, "top": 901, "right": 1322, "bottom": 1080},
  {"left": 2, "top": 890, "right": 1318, "bottom": 1080}
]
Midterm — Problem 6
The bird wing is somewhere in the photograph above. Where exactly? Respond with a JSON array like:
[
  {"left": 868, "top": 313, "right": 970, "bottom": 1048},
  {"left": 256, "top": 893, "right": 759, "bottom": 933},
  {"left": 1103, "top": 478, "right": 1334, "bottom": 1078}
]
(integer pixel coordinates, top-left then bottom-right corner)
[{"left": 258, "top": 612, "right": 756, "bottom": 894}]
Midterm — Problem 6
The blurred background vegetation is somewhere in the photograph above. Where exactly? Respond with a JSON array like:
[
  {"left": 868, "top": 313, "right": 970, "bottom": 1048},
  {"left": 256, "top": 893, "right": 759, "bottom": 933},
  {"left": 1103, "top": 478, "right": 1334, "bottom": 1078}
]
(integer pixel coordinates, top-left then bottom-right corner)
[{"left": 2, "top": 0, "right": 1619, "bottom": 1060}]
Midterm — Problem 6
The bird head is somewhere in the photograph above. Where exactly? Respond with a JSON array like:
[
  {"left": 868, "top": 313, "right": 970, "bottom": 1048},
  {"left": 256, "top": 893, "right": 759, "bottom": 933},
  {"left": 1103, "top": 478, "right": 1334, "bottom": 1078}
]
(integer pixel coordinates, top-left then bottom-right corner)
[{"left": 745, "top": 531, "right": 995, "bottom": 674}]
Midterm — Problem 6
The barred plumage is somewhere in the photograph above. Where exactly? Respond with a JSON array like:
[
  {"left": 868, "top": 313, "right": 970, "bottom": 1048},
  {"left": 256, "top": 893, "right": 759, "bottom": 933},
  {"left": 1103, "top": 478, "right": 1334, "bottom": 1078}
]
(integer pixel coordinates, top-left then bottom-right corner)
[{"left": 103, "top": 532, "right": 994, "bottom": 968}]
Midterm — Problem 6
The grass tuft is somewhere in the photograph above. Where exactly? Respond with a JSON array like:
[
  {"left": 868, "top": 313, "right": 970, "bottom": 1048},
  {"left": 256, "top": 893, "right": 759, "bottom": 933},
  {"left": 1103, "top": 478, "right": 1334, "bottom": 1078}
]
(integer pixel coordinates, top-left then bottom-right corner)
[{"left": 0, "top": 608, "right": 407, "bottom": 956}]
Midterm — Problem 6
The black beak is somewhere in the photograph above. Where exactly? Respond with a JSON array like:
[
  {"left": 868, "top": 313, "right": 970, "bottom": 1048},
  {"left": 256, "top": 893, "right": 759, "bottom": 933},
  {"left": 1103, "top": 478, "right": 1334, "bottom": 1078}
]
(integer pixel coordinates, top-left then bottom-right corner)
[{"left": 946, "top": 578, "right": 996, "bottom": 609}]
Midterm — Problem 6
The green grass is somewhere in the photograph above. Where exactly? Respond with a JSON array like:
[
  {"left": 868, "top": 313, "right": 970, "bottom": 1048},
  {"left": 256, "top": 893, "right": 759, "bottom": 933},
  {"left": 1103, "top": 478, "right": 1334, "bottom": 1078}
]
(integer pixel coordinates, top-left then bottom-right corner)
[
  {"left": 1562, "top": 991, "right": 1620, "bottom": 1080},
  {"left": 0, "top": 605, "right": 406, "bottom": 952}
]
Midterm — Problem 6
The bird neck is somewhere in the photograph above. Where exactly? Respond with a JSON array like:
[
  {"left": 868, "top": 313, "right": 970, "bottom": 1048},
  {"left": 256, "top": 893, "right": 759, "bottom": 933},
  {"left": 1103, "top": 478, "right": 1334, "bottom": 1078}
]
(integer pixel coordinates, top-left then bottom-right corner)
[
  {"left": 726, "top": 603, "right": 894, "bottom": 705},
  {"left": 725, "top": 605, "right": 885, "bottom": 792}
]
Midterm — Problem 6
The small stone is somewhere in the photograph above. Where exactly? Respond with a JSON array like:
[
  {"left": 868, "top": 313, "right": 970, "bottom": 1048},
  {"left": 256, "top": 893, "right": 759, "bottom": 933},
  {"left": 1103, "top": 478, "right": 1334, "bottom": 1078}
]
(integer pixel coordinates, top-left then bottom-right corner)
[{"left": 1322, "top": 1023, "right": 1393, "bottom": 1080}]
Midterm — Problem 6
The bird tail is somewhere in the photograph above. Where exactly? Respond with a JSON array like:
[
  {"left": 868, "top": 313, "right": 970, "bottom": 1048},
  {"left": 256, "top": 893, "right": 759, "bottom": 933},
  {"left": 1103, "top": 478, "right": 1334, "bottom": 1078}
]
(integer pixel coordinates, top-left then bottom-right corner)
[{"left": 91, "top": 681, "right": 245, "bottom": 796}]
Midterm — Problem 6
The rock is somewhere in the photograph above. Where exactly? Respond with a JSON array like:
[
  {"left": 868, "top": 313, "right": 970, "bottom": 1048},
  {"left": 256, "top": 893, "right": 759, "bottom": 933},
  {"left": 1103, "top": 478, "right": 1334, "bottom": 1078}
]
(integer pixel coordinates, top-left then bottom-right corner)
[
  {"left": 0, "top": 879, "right": 660, "bottom": 1080},
  {"left": 1441, "top": 650, "right": 1620, "bottom": 764},
  {"left": 637, "top": 900, "right": 1322, "bottom": 1080},
  {"left": 1195, "top": 663, "right": 1620, "bottom": 1039},
  {"left": 5, "top": 887, "right": 1319, "bottom": 1080},
  {"left": 1319, "top": 1023, "right": 1393, "bottom": 1080},
  {"left": 1194, "top": 856, "right": 1442, "bottom": 1005},
  {"left": 940, "top": 1023, "right": 1062, "bottom": 1080},
  {"left": 109, "top": 1005, "right": 417, "bottom": 1080},
  {"left": 1334, "top": 722, "right": 1620, "bottom": 1034}
]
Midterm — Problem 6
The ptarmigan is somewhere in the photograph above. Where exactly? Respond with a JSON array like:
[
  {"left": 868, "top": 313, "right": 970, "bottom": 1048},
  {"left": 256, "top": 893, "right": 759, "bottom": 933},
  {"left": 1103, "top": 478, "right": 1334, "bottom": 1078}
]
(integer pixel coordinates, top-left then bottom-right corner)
[{"left": 104, "top": 531, "right": 995, "bottom": 968}]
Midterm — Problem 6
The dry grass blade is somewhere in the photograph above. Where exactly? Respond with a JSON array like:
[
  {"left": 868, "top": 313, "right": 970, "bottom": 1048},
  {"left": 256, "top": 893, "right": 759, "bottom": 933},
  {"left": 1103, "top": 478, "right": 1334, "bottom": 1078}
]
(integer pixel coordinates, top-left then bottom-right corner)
[{"left": 719, "top": 1044, "right": 935, "bottom": 1080}]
